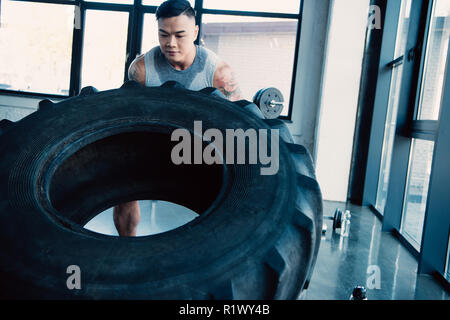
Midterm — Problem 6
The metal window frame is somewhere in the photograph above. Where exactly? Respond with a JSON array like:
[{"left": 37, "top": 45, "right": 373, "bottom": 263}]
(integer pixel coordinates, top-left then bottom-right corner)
[
  {"left": 410, "top": 120, "right": 438, "bottom": 140},
  {"left": 0, "top": 0, "right": 303, "bottom": 120}
]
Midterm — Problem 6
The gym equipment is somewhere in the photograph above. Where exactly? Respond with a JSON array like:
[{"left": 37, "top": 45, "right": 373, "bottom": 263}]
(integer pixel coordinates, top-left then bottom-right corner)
[
  {"left": 253, "top": 87, "right": 284, "bottom": 119},
  {"left": 323, "top": 209, "right": 347, "bottom": 230},
  {"left": 322, "top": 209, "right": 351, "bottom": 236},
  {"left": 322, "top": 223, "right": 327, "bottom": 235},
  {"left": 0, "top": 80, "right": 322, "bottom": 299},
  {"left": 349, "top": 286, "right": 368, "bottom": 300}
]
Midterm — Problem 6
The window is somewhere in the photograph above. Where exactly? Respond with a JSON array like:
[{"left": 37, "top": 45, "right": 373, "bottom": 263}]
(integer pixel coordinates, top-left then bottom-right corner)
[
  {"left": 203, "top": 0, "right": 300, "bottom": 14},
  {"left": 399, "top": 0, "right": 450, "bottom": 250},
  {"left": 401, "top": 139, "right": 434, "bottom": 249},
  {"left": 0, "top": 0, "right": 74, "bottom": 95},
  {"left": 141, "top": 14, "right": 160, "bottom": 54},
  {"left": 0, "top": 0, "right": 302, "bottom": 120},
  {"left": 89, "top": 0, "right": 133, "bottom": 4},
  {"left": 142, "top": 0, "right": 191, "bottom": 6},
  {"left": 201, "top": 15, "right": 297, "bottom": 114},
  {"left": 361, "top": 0, "right": 450, "bottom": 279},
  {"left": 416, "top": 0, "right": 450, "bottom": 120},
  {"left": 81, "top": 10, "right": 129, "bottom": 91},
  {"left": 375, "top": 0, "right": 412, "bottom": 215}
]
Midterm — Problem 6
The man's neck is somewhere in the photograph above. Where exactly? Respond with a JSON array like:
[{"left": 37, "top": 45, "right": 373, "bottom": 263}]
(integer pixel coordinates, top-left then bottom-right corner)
[{"left": 169, "top": 45, "right": 197, "bottom": 71}]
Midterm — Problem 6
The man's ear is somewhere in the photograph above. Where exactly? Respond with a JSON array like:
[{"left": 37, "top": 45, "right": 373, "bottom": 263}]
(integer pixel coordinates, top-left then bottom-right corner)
[{"left": 194, "top": 25, "right": 199, "bottom": 40}]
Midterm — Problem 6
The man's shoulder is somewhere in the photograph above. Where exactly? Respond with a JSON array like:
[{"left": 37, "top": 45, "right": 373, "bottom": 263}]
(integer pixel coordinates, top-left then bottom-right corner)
[
  {"left": 132, "top": 45, "right": 160, "bottom": 67},
  {"left": 198, "top": 45, "right": 221, "bottom": 77},
  {"left": 128, "top": 53, "right": 146, "bottom": 84},
  {"left": 148, "top": 45, "right": 161, "bottom": 54},
  {"left": 131, "top": 54, "right": 145, "bottom": 68},
  {"left": 198, "top": 45, "right": 219, "bottom": 60}
]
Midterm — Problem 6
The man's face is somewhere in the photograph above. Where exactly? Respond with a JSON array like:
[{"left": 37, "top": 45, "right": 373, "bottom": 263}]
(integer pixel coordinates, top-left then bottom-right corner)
[{"left": 158, "top": 14, "right": 199, "bottom": 65}]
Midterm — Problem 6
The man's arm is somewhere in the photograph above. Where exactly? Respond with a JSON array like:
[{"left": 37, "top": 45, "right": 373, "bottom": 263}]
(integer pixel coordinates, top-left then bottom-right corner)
[
  {"left": 128, "top": 54, "right": 146, "bottom": 86},
  {"left": 213, "top": 61, "right": 243, "bottom": 101}
]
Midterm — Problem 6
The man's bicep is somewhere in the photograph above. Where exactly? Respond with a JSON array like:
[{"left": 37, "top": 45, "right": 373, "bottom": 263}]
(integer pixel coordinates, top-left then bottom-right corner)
[{"left": 213, "top": 62, "right": 243, "bottom": 101}]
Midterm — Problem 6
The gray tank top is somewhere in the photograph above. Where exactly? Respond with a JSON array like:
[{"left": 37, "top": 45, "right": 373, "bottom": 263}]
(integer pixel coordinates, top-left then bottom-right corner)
[{"left": 144, "top": 45, "right": 219, "bottom": 90}]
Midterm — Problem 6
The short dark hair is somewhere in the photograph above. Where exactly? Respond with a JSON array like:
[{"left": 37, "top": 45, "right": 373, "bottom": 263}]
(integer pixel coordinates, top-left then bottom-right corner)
[{"left": 156, "top": 0, "right": 196, "bottom": 20}]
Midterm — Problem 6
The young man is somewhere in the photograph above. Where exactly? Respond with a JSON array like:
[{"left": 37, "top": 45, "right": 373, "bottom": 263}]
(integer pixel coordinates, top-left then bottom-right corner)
[{"left": 113, "top": 0, "right": 242, "bottom": 236}]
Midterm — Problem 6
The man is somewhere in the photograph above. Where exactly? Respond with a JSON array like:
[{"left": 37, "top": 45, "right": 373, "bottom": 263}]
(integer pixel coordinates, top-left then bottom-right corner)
[{"left": 113, "top": 0, "right": 242, "bottom": 237}]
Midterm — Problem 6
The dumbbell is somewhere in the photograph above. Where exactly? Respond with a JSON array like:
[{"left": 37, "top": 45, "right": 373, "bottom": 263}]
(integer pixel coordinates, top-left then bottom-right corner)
[
  {"left": 253, "top": 87, "right": 284, "bottom": 119},
  {"left": 350, "top": 286, "right": 367, "bottom": 300},
  {"left": 323, "top": 208, "right": 351, "bottom": 232}
]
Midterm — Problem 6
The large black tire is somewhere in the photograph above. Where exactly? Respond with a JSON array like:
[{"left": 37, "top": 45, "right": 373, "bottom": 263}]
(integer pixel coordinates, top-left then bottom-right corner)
[{"left": 0, "top": 81, "right": 322, "bottom": 299}]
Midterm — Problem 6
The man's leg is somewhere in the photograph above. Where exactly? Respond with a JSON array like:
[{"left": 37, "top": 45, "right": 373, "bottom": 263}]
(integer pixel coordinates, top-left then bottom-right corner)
[{"left": 113, "top": 201, "right": 141, "bottom": 237}]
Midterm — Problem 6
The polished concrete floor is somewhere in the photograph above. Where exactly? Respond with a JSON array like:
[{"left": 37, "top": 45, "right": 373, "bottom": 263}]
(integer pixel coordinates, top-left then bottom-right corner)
[
  {"left": 303, "top": 201, "right": 449, "bottom": 300},
  {"left": 84, "top": 200, "right": 449, "bottom": 300}
]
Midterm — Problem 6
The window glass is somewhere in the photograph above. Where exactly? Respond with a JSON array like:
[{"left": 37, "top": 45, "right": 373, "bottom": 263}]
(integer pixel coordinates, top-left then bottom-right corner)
[
  {"left": 0, "top": 0, "right": 74, "bottom": 95},
  {"left": 201, "top": 15, "right": 298, "bottom": 115},
  {"left": 416, "top": 0, "right": 450, "bottom": 120},
  {"left": 142, "top": 0, "right": 193, "bottom": 6},
  {"left": 203, "top": 0, "right": 300, "bottom": 14},
  {"left": 401, "top": 139, "right": 435, "bottom": 250},
  {"left": 81, "top": 10, "right": 129, "bottom": 91},
  {"left": 88, "top": 0, "right": 133, "bottom": 4},
  {"left": 141, "top": 13, "right": 160, "bottom": 54},
  {"left": 375, "top": 0, "right": 412, "bottom": 214}
]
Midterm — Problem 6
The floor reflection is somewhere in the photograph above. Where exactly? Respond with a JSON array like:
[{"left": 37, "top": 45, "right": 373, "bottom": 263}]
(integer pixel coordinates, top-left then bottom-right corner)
[{"left": 304, "top": 201, "right": 449, "bottom": 300}]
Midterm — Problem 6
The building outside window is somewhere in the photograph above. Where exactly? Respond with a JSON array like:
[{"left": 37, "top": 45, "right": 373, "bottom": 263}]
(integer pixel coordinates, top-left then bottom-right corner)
[{"left": 200, "top": 15, "right": 297, "bottom": 114}]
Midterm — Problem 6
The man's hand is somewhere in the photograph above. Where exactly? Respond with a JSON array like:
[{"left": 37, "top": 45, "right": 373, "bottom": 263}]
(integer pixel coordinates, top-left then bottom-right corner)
[
  {"left": 128, "top": 54, "right": 146, "bottom": 86},
  {"left": 213, "top": 61, "right": 243, "bottom": 101}
]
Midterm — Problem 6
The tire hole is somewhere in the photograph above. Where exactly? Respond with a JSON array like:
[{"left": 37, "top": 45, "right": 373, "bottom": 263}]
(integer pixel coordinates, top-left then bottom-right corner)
[
  {"left": 84, "top": 200, "right": 199, "bottom": 236},
  {"left": 46, "top": 129, "right": 225, "bottom": 233}
]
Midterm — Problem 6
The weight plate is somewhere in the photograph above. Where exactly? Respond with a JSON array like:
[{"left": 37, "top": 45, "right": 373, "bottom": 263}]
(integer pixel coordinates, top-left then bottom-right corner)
[
  {"left": 336, "top": 210, "right": 342, "bottom": 229},
  {"left": 333, "top": 209, "right": 342, "bottom": 230},
  {"left": 332, "top": 209, "right": 337, "bottom": 230},
  {"left": 258, "top": 87, "right": 284, "bottom": 119},
  {"left": 252, "top": 88, "right": 264, "bottom": 106}
]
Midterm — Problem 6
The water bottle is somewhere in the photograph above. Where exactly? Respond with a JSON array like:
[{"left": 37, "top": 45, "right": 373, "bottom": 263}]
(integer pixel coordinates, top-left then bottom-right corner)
[{"left": 340, "top": 210, "right": 351, "bottom": 237}]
